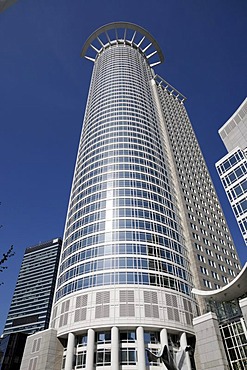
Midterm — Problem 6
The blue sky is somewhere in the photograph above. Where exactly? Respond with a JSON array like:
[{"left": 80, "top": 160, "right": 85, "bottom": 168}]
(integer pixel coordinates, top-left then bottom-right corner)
[{"left": 0, "top": 0, "right": 247, "bottom": 333}]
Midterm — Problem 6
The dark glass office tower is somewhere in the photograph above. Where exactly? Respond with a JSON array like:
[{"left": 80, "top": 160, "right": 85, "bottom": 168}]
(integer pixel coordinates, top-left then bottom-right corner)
[{"left": 3, "top": 238, "right": 62, "bottom": 336}]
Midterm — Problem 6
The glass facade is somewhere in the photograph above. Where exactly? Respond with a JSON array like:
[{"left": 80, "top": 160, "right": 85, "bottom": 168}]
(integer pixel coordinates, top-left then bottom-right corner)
[{"left": 56, "top": 43, "right": 192, "bottom": 303}]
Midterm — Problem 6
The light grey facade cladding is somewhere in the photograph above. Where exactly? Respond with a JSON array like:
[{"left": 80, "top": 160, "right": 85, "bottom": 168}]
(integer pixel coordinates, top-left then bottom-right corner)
[
  {"left": 193, "top": 312, "right": 229, "bottom": 370},
  {"left": 155, "top": 80, "right": 241, "bottom": 305},
  {"left": 21, "top": 22, "right": 242, "bottom": 370},
  {"left": 19, "top": 328, "right": 64, "bottom": 370},
  {"left": 3, "top": 238, "right": 62, "bottom": 336}
]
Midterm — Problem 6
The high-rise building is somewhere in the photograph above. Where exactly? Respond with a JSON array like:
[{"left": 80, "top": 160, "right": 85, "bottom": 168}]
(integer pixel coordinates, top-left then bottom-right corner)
[
  {"left": 3, "top": 238, "right": 62, "bottom": 336},
  {"left": 20, "top": 22, "right": 242, "bottom": 370},
  {"left": 0, "top": 332, "right": 28, "bottom": 370},
  {"left": 216, "top": 98, "right": 247, "bottom": 246}
]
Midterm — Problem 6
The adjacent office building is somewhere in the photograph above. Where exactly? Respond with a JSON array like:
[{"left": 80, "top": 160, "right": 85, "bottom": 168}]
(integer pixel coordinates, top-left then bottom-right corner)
[
  {"left": 0, "top": 332, "right": 28, "bottom": 370},
  {"left": 20, "top": 23, "right": 242, "bottom": 370},
  {"left": 216, "top": 98, "right": 247, "bottom": 246},
  {"left": 193, "top": 262, "right": 247, "bottom": 370},
  {"left": 3, "top": 238, "right": 62, "bottom": 336}
]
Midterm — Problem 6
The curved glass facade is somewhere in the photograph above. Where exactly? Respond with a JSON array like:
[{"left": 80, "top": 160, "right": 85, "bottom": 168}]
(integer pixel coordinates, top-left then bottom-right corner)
[
  {"left": 20, "top": 22, "right": 242, "bottom": 370},
  {"left": 55, "top": 44, "right": 192, "bottom": 302}
]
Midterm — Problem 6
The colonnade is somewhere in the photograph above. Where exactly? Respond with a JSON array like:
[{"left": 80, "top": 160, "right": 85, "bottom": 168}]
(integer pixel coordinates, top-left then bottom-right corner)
[{"left": 64, "top": 327, "right": 191, "bottom": 370}]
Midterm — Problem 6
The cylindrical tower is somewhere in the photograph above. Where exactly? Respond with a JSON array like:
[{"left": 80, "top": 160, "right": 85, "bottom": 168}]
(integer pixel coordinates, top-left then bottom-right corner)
[{"left": 51, "top": 22, "right": 197, "bottom": 369}]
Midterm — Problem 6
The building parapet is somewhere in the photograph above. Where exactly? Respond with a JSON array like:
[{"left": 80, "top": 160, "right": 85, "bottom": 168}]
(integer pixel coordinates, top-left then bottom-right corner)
[{"left": 154, "top": 74, "right": 187, "bottom": 102}]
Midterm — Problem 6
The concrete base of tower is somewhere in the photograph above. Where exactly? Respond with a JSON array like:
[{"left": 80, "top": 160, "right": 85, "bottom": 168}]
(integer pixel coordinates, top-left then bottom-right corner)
[
  {"left": 19, "top": 328, "right": 64, "bottom": 370},
  {"left": 193, "top": 312, "right": 229, "bottom": 370},
  {"left": 20, "top": 326, "right": 196, "bottom": 369}
]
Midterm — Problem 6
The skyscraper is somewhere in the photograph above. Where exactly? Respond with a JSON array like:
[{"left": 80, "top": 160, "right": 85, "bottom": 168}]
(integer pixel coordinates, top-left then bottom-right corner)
[
  {"left": 216, "top": 98, "right": 247, "bottom": 246},
  {"left": 20, "top": 22, "right": 241, "bottom": 370},
  {"left": 3, "top": 238, "right": 62, "bottom": 336}
]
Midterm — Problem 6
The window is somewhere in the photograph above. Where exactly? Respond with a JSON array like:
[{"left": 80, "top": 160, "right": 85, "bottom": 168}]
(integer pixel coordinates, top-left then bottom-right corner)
[
  {"left": 96, "top": 331, "right": 111, "bottom": 343},
  {"left": 120, "top": 349, "right": 137, "bottom": 365},
  {"left": 200, "top": 228, "right": 208, "bottom": 235},
  {"left": 120, "top": 331, "right": 136, "bottom": 342},
  {"left": 207, "top": 224, "right": 214, "bottom": 231},
  {"left": 234, "top": 262, "right": 241, "bottom": 270},
  {"left": 219, "top": 264, "right": 226, "bottom": 272},
  {"left": 190, "top": 223, "right": 198, "bottom": 230},
  {"left": 228, "top": 269, "right": 235, "bottom": 277},
  {"left": 76, "top": 352, "right": 86, "bottom": 368},
  {"left": 222, "top": 276, "right": 229, "bottom": 284},
  {"left": 144, "top": 331, "right": 159, "bottom": 344},
  {"left": 198, "top": 218, "right": 205, "bottom": 226},
  {"left": 193, "top": 233, "right": 200, "bottom": 240},
  {"left": 188, "top": 213, "right": 195, "bottom": 221},
  {"left": 208, "top": 259, "right": 216, "bottom": 268},
  {"left": 217, "top": 152, "right": 242, "bottom": 174},
  {"left": 213, "top": 243, "right": 220, "bottom": 251},
  {"left": 203, "top": 238, "right": 210, "bottom": 246},
  {"left": 77, "top": 334, "right": 87, "bottom": 347},
  {"left": 216, "top": 253, "right": 223, "bottom": 261},
  {"left": 225, "top": 258, "right": 232, "bottom": 266},
  {"left": 195, "top": 243, "right": 203, "bottom": 251},
  {"left": 211, "top": 271, "right": 219, "bottom": 280},
  {"left": 203, "top": 279, "right": 212, "bottom": 288},
  {"left": 200, "top": 266, "right": 209, "bottom": 275},
  {"left": 205, "top": 248, "right": 213, "bottom": 256},
  {"left": 95, "top": 349, "right": 111, "bottom": 366},
  {"left": 197, "top": 254, "right": 205, "bottom": 263}
]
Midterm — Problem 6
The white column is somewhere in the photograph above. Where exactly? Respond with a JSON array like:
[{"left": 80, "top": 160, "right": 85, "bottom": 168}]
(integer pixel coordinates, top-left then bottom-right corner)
[
  {"left": 111, "top": 326, "right": 119, "bottom": 370},
  {"left": 64, "top": 332, "right": 75, "bottom": 370},
  {"left": 86, "top": 328, "right": 95, "bottom": 370},
  {"left": 180, "top": 332, "right": 192, "bottom": 370},
  {"left": 160, "top": 328, "right": 168, "bottom": 350},
  {"left": 136, "top": 326, "right": 146, "bottom": 370}
]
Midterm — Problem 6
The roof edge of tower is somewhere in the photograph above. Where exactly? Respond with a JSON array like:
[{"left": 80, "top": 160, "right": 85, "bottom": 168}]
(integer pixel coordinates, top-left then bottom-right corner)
[{"left": 81, "top": 21, "right": 164, "bottom": 66}]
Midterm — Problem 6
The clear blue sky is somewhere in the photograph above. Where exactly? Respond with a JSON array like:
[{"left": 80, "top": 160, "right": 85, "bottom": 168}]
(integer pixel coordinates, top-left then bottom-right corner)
[{"left": 0, "top": 0, "right": 247, "bottom": 334}]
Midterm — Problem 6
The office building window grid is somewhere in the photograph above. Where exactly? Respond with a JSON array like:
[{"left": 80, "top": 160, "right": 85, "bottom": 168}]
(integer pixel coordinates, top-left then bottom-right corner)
[
  {"left": 156, "top": 83, "right": 241, "bottom": 290},
  {"left": 3, "top": 239, "right": 61, "bottom": 336}
]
